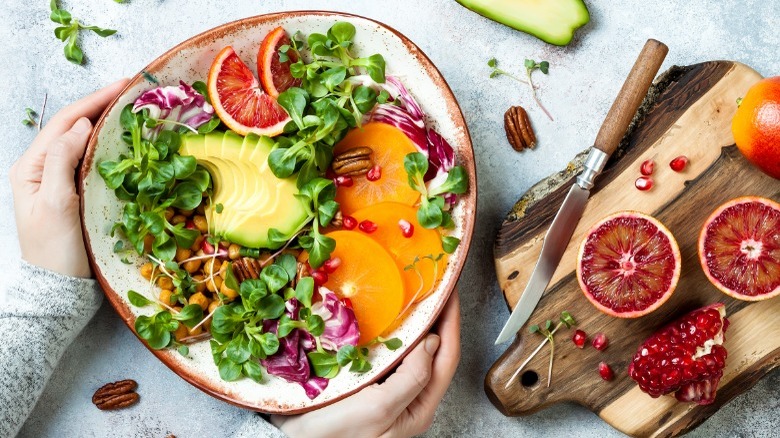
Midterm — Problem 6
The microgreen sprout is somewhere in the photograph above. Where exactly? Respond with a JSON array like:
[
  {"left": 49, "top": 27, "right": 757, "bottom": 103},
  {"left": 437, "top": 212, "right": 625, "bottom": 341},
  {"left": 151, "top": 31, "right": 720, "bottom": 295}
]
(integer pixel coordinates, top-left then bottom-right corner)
[
  {"left": 488, "top": 57, "right": 553, "bottom": 121},
  {"left": 403, "top": 253, "right": 445, "bottom": 312},
  {"left": 22, "top": 94, "right": 47, "bottom": 131},
  {"left": 506, "top": 311, "right": 576, "bottom": 389},
  {"left": 50, "top": 0, "right": 117, "bottom": 65}
]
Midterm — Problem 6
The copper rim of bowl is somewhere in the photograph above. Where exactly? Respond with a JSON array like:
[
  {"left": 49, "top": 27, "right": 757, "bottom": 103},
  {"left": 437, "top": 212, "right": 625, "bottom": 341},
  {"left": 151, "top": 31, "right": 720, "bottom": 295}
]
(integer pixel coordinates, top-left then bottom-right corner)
[{"left": 78, "top": 10, "right": 477, "bottom": 415}]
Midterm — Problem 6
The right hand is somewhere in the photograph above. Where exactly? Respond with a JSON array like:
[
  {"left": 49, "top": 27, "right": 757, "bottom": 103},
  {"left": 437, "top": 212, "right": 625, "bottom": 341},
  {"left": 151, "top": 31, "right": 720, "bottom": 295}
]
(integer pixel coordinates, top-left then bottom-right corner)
[
  {"left": 10, "top": 79, "right": 129, "bottom": 278},
  {"left": 271, "top": 290, "right": 461, "bottom": 438}
]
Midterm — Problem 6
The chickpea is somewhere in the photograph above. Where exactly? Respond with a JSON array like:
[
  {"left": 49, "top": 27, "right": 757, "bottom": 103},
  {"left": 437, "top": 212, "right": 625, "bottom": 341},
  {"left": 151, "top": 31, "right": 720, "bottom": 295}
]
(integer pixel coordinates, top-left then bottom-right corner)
[
  {"left": 184, "top": 259, "right": 202, "bottom": 274},
  {"left": 179, "top": 209, "right": 194, "bottom": 217},
  {"left": 228, "top": 244, "right": 242, "bottom": 260},
  {"left": 164, "top": 208, "right": 175, "bottom": 221},
  {"left": 171, "top": 215, "right": 187, "bottom": 225},
  {"left": 140, "top": 262, "right": 154, "bottom": 280},
  {"left": 203, "top": 318, "right": 212, "bottom": 331},
  {"left": 173, "top": 323, "right": 188, "bottom": 342},
  {"left": 203, "top": 258, "right": 219, "bottom": 276},
  {"left": 219, "top": 260, "right": 229, "bottom": 276},
  {"left": 208, "top": 300, "right": 221, "bottom": 314},
  {"left": 190, "top": 235, "right": 205, "bottom": 252},
  {"left": 175, "top": 247, "right": 192, "bottom": 263},
  {"left": 188, "top": 292, "right": 210, "bottom": 310},
  {"left": 206, "top": 275, "right": 223, "bottom": 293},
  {"left": 156, "top": 276, "right": 174, "bottom": 290},
  {"left": 143, "top": 234, "right": 154, "bottom": 253},
  {"left": 187, "top": 325, "right": 203, "bottom": 336},
  {"left": 192, "top": 275, "right": 207, "bottom": 293},
  {"left": 159, "top": 289, "right": 176, "bottom": 306},
  {"left": 220, "top": 281, "right": 239, "bottom": 300},
  {"left": 193, "top": 215, "right": 209, "bottom": 233}
]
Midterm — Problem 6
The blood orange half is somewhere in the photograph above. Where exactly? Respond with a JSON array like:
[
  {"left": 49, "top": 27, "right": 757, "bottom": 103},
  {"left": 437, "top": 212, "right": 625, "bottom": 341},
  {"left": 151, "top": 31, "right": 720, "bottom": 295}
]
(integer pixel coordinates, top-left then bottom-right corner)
[
  {"left": 577, "top": 211, "right": 681, "bottom": 318},
  {"left": 258, "top": 27, "right": 302, "bottom": 98},
  {"left": 698, "top": 196, "right": 780, "bottom": 301},
  {"left": 207, "top": 46, "right": 290, "bottom": 136}
]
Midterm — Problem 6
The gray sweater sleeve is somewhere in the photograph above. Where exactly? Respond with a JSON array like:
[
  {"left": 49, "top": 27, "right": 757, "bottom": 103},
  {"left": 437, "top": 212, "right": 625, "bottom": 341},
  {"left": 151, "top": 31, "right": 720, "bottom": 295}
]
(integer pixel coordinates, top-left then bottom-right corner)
[{"left": 0, "top": 261, "right": 102, "bottom": 437}]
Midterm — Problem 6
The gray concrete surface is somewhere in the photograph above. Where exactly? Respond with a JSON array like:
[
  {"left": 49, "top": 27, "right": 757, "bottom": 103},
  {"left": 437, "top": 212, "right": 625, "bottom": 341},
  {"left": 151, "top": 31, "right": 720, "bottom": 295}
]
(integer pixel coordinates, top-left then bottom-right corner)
[{"left": 2, "top": 0, "right": 779, "bottom": 437}]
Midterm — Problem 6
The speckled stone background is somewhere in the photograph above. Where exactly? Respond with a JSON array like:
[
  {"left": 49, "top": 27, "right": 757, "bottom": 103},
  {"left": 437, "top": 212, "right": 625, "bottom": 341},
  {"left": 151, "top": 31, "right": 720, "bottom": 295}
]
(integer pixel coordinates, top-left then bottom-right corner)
[{"left": 2, "top": 1, "right": 779, "bottom": 437}]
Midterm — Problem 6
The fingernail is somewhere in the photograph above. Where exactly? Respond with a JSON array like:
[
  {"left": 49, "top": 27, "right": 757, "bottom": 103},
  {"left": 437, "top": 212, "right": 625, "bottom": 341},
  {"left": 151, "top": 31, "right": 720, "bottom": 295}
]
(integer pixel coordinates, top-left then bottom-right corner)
[
  {"left": 425, "top": 335, "right": 441, "bottom": 355},
  {"left": 72, "top": 117, "right": 92, "bottom": 134}
]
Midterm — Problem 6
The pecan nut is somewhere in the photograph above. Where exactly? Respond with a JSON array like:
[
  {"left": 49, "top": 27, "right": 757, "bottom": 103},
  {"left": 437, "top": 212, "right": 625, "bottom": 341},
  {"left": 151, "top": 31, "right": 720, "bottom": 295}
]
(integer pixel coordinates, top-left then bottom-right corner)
[
  {"left": 233, "top": 257, "right": 262, "bottom": 283},
  {"left": 92, "top": 379, "right": 139, "bottom": 410},
  {"left": 504, "top": 106, "right": 537, "bottom": 151},
  {"left": 332, "top": 146, "right": 373, "bottom": 176},
  {"left": 330, "top": 210, "right": 343, "bottom": 228}
]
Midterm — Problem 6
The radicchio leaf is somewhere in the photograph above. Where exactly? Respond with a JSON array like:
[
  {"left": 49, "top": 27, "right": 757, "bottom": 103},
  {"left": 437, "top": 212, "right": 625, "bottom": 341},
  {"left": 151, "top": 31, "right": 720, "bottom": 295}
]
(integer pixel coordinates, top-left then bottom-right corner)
[
  {"left": 311, "top": 287, "right": 360, "bottom": 351},
  {"left": 132, "top": 81, "right": 215, "bottom": 139},
  {"left": 261, "top": 299, "right": 327, "bottom": 399}
]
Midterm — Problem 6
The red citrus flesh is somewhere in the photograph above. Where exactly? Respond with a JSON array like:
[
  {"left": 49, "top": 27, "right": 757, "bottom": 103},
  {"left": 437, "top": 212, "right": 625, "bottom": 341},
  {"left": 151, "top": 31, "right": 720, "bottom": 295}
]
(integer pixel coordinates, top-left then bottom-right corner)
[
  {"left": 258, "top": 27, "right": 302, "bottom": 98},
  {"left": 577, "top": 212, "right": 681, "bottom": 318},
  {"left": 207, "top": 46, "right": 290, "bottom": 136},
  {"left": 698, "top": 196, "right": 780, "bottom": 301}
]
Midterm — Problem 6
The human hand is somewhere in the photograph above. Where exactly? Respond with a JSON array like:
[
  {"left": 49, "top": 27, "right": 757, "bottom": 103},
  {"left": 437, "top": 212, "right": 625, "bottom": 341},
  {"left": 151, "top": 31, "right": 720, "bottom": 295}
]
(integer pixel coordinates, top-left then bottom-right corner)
[
  {"left": 271, "top": 289, "right": 461, "bottom": 438},
  {"left": 10, "top": 79, "right": 129, "bottom": 278}
]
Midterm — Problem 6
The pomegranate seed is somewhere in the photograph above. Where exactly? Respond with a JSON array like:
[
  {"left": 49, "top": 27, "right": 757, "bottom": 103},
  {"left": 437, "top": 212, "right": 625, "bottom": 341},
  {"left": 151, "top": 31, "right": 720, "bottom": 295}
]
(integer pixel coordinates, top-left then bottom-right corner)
[
  {"left": 572, "top": 330, "right": 587, "bottom": 348},
  {"left": 398, "top": 219, "right": 414, "bottom": 238},
  {"left": 669, "top": 155, "right": 689, "bottom": 172},
  {"left": 342, "top": 215, "right": 358, "bottom": 230},
  {"left": 334, "top": 175, "right": 353, "bottom": 187},
  {"left": 202, "top": 240, "right": 215, "bottom": 255},
  {"left": 358, "top": 220, "right": 378, "bottom": 233},
  {"left": 366, "top": 165, "right": 382, "bottom": 181},
  {"left": 640, "top": 159, "right": 655, "bottom": 176},
  {"left": 325, "top": 168, "right": 337, "bottom": 179},
  {"left": 635, "top": 176, "right": 654, "bottom": 191},
  {"left": 323, "top": 257, "right": 342, "bottom": 274},
  {"left": 185, "top": 220, "right": 197, "bottom": 230},
  {"left": 311, "top": 270, "right": 328, "bottom": 286},
  {"left": 599, "top": 362, "right": 614, "bottom": 381},
  {"left": 342, "top": 297, "right": 353, "bottom": 309},
  {"left": 592, "top": 333, "right": 609, "bottom": 351}
]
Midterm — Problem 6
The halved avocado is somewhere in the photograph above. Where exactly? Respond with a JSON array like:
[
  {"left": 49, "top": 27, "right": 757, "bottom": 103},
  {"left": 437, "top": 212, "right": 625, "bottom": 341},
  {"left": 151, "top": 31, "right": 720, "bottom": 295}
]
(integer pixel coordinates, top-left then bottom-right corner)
[
  {"left": 456, "top": 0, "right": 589, "bottom": 46},
  {"left": 180, "top": 131, "right": 309, "bottom": 248}
]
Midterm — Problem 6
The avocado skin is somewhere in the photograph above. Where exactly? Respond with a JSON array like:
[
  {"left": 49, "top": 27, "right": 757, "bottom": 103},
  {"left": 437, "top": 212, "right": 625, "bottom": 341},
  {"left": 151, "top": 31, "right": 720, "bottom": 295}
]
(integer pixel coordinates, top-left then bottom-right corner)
[{"left": 456, "top": 0, "right": 590, "bottom": 46}]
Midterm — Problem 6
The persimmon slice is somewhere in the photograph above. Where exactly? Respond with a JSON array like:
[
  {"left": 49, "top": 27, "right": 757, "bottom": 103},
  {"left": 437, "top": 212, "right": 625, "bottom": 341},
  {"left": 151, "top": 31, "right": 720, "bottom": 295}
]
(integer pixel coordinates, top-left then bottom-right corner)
[
  {"left": 334, "top": 123, "right": 421, "bottom": 214},
  {"left": 323, "top": 230, "right": 404, "bottom": 345},
  {"left": 352, "top": 203, "right": 447, "bottom": 306}
]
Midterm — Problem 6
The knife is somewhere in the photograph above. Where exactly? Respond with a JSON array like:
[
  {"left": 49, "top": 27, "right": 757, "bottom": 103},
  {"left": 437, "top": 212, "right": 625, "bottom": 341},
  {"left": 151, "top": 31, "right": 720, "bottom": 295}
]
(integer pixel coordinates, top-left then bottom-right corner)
[{"left": 495, "top": 39, "right": 669, "bottom": 345}]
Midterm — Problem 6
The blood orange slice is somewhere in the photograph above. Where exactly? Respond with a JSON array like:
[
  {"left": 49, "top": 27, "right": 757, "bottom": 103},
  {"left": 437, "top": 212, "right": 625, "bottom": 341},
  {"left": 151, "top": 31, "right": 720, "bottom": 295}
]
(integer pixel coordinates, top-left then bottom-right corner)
[
  {"left": 698, "top": 196, "right": 780, "bottom": 301},
  {"left": 258, "top": 27, "right": 302, "bottom": 98},
  {"left": 207, "top": 46, "right": 290, "bottom": 136},
  {"left": 577, "top": 211, "right": 681, "bottom": 318}
]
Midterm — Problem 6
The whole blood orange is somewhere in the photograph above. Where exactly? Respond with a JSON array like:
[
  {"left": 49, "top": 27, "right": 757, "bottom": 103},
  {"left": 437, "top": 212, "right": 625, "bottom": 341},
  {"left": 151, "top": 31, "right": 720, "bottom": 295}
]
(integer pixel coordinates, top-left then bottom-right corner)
[
  {"left": 352, "top": 202, "right": 447, "bottom": 307},
  {"left": 731, "top": 76, "right": 780, "bottom": 179},
  {"left": 323, "top": 230, "right": 404, "bottom": 345},
  {"left": 208, "top": 46, "right": 290, "bottom": 137},
  {"left": 334, "top": 123, "right": 421, "bottom": 214},
  {"left": 257, "top": 27, "right": 302, "bottom": 98},
  {"left": 577, "top": 212, "right": 681, "bottom": 318},
  {"left": 698, "top": 196, "right": 780, "bottom": 301}
]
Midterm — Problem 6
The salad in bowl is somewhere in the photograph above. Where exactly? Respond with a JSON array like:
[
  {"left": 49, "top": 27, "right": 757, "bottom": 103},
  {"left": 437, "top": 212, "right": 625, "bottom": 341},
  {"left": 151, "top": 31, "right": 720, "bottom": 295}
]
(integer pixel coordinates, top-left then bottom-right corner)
[{"left": 80, "top": 12, "right": 475, "bottom": 413}]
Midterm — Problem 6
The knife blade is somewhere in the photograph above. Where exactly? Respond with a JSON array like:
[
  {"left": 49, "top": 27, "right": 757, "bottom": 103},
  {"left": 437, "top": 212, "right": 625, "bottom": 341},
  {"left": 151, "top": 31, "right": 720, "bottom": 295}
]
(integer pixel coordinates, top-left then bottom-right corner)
[
  {"left": 494, "top": 39, "right": 669, "bottom": 345},
  {"left": 494, "top": 184, "right": 590, "bottom": 345}
]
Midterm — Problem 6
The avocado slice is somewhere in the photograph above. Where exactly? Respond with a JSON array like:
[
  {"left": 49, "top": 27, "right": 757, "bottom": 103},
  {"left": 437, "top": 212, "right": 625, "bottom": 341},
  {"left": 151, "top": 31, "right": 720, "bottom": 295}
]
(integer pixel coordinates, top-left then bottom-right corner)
[
  {"left": 180, "top": 131, "right": 309, "bottom": 248},
  {"left": 456, "top": 0, "right": 589, "bottom": 46}
]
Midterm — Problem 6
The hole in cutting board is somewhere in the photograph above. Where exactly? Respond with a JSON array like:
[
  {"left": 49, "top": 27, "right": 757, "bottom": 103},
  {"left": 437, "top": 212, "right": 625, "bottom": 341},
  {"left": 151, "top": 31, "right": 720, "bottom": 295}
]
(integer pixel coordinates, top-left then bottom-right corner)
[{"left": 520, "top": 370, "right": 539, "bottom": 388}]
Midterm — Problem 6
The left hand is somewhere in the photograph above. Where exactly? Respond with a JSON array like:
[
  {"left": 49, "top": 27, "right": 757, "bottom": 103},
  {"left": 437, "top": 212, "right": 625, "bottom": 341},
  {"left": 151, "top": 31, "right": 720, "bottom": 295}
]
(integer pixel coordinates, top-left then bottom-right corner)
[
  {"left": 271, "top": 290, "right": 461, "bottom": 438},
  {"left": 10, "top": 79, "right": 129, "bottom": 278}
]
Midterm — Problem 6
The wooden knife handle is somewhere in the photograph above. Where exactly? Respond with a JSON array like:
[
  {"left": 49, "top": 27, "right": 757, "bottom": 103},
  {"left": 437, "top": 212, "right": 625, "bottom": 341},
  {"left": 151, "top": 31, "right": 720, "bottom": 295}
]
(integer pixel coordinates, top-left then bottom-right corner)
[{"left": 594, "top": 39, "right": 668, "bottom": 158}]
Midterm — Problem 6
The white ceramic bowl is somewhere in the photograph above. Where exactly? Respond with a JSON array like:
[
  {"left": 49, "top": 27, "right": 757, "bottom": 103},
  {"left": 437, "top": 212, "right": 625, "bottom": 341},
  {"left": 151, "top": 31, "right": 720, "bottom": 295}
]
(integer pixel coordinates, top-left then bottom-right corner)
[{"left": 80, "top": 11, "right": 476, "bottom": 414}]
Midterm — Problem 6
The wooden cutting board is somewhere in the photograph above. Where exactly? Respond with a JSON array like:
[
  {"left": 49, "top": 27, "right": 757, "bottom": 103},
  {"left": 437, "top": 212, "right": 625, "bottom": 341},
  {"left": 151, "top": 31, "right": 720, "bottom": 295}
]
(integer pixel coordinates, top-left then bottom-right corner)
[{"left": 486, "top": 61, "right": 780, "bottom": 437}]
